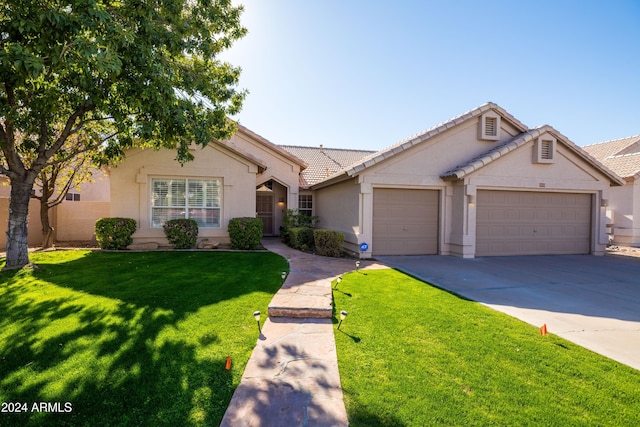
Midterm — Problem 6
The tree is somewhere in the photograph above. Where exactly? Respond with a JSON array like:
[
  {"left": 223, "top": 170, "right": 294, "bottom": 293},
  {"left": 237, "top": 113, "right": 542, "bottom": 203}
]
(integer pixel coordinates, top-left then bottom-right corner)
[
  {"left": 0, "top": 0, "right": 247, "bottom": 269},
  {"left": 32, "top": 134, "right": 99, "bottom": 248}
]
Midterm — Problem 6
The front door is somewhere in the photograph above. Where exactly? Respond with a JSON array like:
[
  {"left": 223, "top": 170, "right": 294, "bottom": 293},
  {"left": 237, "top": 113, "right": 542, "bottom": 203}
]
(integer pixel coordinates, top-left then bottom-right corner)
[{"left": 256, "top": 194, "right": 274, "bottom": 235}]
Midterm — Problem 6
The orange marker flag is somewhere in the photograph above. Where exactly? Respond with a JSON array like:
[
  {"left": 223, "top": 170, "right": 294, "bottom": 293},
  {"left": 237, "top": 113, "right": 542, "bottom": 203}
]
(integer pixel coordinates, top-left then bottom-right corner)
[
  {"left": 540, "top": 324, "right": 548, "bottom": 336},
  {"left": 225, "top": 356, "right": 232, "bottom": 370}
]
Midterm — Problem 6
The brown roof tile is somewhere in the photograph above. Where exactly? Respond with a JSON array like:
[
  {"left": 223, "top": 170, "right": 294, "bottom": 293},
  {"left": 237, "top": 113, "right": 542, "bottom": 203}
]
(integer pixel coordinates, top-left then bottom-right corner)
[
  {"left": 583, "top": 135, "right": 640, "bottom": 178},
  {"left": 279, "top": 145, "right": 375, "bottom": 187}
]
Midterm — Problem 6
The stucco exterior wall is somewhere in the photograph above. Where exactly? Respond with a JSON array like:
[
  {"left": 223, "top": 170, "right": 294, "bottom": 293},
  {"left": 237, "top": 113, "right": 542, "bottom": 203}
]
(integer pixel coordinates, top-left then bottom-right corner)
[
  {"left": 109, "top": 144, "right": 259, "bottom": 245},
  {"left": 231, "top": 130, "right": 302, "bottom": 207},
  {"left": 608, "top": 180, "right": 640, "bottom": 246},
  {"left": 55, "top": 201, "right": 110, "bottom": 243},
  {"left": 314, "top": 178, "right": 360, "bottom": 252}
]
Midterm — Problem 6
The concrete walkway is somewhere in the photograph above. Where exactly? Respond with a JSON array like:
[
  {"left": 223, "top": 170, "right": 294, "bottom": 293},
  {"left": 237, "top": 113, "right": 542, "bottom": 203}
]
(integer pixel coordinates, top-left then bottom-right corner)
[{"left": 221, "top": 239, "right": 380, "bottom": 426}]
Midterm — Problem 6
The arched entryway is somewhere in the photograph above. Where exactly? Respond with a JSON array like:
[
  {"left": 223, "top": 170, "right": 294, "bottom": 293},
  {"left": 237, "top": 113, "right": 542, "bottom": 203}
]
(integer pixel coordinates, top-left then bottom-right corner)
[{"left": 256, "top": 180, "right": 288, "bottom": 236}]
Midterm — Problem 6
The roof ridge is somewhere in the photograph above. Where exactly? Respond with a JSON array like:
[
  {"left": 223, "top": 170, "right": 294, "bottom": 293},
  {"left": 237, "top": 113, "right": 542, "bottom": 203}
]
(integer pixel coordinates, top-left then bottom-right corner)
[
  {"left": 583, "top": 134, "right": 640, "bottom": 148},
  {"left": 609, "top": 151, "right": 640, "bottom": 159},
  {"left": 279, "top": 144, "right": 376, "bottom": 153}
]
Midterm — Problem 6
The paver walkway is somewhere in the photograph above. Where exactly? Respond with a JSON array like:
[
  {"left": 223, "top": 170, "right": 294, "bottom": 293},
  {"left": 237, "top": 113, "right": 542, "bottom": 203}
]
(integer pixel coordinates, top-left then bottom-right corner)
[{"left": 221, "top": 239, "right": 384, "bottom": 426}]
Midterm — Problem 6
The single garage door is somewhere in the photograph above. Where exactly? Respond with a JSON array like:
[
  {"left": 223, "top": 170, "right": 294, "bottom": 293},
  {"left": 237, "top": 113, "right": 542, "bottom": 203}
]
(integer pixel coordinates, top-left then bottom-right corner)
[
  {"left": 476, "top": 190, "right": 591, "bottom": 256},
  {"left": 373, "top": 188, "right": 439, "bottom": 255}
]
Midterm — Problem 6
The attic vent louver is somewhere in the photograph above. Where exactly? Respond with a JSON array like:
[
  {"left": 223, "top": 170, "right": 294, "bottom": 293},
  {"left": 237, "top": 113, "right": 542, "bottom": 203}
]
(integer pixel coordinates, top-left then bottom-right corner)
[
  {"left": 534, "top": 136, "right": 556, "bottom": 164},
  {"left": 479, "top": 112, "right": 501, "bottom": 141},
  {"left": 485, "top": 117, "right": 497, "bottom": 137},
  {"left": 540, "top": 140, "right": 553, "bottom": 160}
]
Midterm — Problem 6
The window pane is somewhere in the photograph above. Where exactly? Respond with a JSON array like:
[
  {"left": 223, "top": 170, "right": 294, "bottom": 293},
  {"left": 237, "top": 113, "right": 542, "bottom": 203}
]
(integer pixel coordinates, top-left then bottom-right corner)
[
  {"left": 189, "top": 208, "right": 220, "bottom": 227},
  {"left": 151, "top": 178, "right": 220, "bottom": 228}
]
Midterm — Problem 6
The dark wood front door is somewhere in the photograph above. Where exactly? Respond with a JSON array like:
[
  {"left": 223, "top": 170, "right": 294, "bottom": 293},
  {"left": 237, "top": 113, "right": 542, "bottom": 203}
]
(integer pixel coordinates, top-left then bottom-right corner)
[{"left": 256, "top": 194, "right": 274, "bottom": 235}]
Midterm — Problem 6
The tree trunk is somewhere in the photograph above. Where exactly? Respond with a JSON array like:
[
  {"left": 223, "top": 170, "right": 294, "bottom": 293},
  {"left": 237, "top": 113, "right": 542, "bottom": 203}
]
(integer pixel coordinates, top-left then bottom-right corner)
[
  {"left": 4, "top": 181, "right": 33, "bottom": 270},
  {"left": 41, "top": 201, "right": 54, "bottom": 249}
]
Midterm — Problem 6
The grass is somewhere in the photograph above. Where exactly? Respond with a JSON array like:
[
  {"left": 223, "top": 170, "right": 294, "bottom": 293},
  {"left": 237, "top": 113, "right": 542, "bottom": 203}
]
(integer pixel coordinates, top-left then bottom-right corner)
[
  {"left": 0, "top": 250, "right": 288, "bottom": 427},
  {"left": 333, "top": 268, "right": 640, "bottom": 426}
]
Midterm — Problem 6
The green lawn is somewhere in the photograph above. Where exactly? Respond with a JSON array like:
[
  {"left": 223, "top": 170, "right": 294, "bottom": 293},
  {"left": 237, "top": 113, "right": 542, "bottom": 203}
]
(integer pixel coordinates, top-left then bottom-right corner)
[
  {"left": 333, "top": 269, "right": 640, "bottom": 427},
  {"left": 0, "top": 250, "right": 288, "bottom": 427}
]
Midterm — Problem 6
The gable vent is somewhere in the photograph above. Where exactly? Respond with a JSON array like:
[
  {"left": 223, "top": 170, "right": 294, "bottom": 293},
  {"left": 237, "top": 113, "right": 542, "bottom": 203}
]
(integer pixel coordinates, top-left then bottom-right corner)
[
  {"left": 534, "top": 136, "right": 556, "bottom": 164},
  {"left": 479, "top": 112, "right": 501, "bottom": 141},
  {"left": 485, "top": 117, "right": 497, "bottom": 137},
  {"left": 540, "top": 140, "right": 553, "bottom": 160}
]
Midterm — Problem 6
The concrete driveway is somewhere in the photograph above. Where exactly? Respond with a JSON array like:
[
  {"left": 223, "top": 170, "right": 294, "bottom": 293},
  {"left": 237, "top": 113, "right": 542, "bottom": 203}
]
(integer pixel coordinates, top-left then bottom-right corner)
[{"left": 376, "top": 253, "right": 640, "bottom": 370}]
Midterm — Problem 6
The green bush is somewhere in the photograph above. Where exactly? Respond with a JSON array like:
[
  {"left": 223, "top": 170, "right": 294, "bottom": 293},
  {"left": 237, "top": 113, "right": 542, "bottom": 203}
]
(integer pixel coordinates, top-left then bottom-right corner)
[
  {"left": 281, "top": 209, "right": 319, "bottom": 245},
  {"left": 163, "top": 219, "right": 199, "bottom": 249},
  {"left": 228, "top": 217, "right": 263, "bottom": 250},
  {"left": 288, "top": 227, "right": 314, "bottom": 251},
  {"left": 313, "top": 229, "right": 344, "bottom": 257},
  {"left": 95, "top": 217, "right": 137, "bottom": 250}
]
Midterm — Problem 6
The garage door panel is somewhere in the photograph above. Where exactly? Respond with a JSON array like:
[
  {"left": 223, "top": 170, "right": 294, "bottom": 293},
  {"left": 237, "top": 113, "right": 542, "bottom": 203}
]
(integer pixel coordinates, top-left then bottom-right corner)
[
  {"left": 373, "top": 188, "right": 439, "bottom": 256},
  {"left": 476, "top": 190, "right": 591, "bottom": 256}
]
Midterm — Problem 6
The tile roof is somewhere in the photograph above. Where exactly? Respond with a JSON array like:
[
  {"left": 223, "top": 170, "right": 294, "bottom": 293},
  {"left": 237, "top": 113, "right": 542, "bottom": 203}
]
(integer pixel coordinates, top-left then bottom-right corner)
[
  {"left": 441, "top": 125, "right": 624, "bottom": 185},
  {"left": 279, "top": 145, "right": 375, "bottom": 187},
  {"left": 582, "top": 135, "right": 640, "bottom": 178}
]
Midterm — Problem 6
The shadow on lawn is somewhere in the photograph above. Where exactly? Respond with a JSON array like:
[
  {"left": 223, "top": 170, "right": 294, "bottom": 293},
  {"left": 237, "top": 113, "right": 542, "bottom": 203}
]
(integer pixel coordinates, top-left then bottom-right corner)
[{"left": 0, "top": 251, "right": 285, "bottom": 427}]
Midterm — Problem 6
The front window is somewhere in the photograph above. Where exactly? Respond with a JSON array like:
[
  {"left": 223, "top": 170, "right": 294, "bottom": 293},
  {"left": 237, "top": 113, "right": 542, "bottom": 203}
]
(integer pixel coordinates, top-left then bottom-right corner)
[
  {"left": 151, "top": 178, "right": 221, "bottom": 227},
  {"left": 299, "top": 194, "right": 313, "bottom": 216}
]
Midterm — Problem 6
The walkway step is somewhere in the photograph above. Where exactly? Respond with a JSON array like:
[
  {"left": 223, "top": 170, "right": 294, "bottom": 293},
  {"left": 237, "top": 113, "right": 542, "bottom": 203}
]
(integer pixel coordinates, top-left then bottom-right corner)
[{"left": 268, "top": 277, "right": 334, "bottom": 319}]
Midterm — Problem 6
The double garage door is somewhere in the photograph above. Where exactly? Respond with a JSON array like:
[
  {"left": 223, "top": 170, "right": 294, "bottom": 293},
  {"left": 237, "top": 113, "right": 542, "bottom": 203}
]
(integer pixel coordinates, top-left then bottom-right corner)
[
  {"left": 372, "top": 188, "right": 592, "bottom": 256},
  {"left": 476, "top": 190, "right": 592, "bottom": 256}
]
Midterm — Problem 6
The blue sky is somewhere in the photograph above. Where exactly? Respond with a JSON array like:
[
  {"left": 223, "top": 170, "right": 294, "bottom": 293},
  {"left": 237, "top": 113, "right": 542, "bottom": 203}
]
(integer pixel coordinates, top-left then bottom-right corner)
[{"left": 223, "top": 1, "right": 640, "bottom": 151}]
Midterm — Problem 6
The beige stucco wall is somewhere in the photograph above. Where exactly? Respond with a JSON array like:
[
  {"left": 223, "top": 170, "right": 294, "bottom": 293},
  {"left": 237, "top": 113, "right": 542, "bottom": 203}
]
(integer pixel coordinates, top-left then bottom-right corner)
[
  {"left": 109, "top": 143, "right": 260, "bottom": 245},
  {"left": 55, "top": 201, "right": 110, "bottom": 243},
  {"left": 229, "top": 129, "right": 303, "bottom": 234},
  {"left": 314, "top": 178, "right": 361, "bottom": 253},
  {"left": 608, "top": 179, "right": 640, "bottom": 246}
]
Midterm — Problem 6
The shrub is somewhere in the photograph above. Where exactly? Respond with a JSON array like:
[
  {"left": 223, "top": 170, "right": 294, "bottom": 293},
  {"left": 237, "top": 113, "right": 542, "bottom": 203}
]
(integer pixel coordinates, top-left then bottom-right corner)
[
  {"left": 95, "top": 217, "right": 137, "bottom": 250},
  {"left": 228, "top": 217, "right": 263, "bottom": 250},
  {"left": 288, "top": 227, "right": 314, "bottom": 251},
  {"left": 162, "top": 219, "right": 199, "bottom": 249},
  {"left": 313, "top": 229, "right": 344, "bottom": 257},
  {"left": 281, "top": 209, "right": 319, "bottom": 245}
]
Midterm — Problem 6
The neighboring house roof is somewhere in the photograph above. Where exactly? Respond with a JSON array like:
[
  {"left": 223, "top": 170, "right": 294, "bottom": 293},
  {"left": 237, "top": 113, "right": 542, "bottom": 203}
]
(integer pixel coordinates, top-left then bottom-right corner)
[
  {"left": 279, "top": 145, "right": 375, "bottom": 188},
  {"left": 441, "top": 125, "right": 625, "bottom": 185},
  {"left": 583, "top": 135, "right": 640, "bottom": 179},
  {"left": 310, "top": 102, "right": 624, "bottom": 189}
]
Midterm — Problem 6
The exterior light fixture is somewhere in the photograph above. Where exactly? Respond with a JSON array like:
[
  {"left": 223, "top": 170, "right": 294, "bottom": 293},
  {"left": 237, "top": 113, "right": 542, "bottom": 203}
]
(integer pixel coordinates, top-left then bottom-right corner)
[
  {"left": 355, "top": 261, "right": 360, "bottom": 271},
  {"left": 338, "top": 310, "right": 348, "bottom": 330},
  {"left": 253, "top": 311, "right": 262, "bottom": 334},
  {"left": 281, "top": 271, "right": 287, "bottom": 282},
  {"left": 333, "top": 275, "right": 342, "bottom": 290}
]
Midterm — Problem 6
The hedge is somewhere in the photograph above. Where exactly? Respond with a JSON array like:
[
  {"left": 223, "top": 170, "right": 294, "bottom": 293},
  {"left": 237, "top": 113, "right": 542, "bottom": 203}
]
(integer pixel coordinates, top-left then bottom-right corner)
[
  {"left": 228, "top": 217, "right": 263, "bottom": 250},
  {"left": 313, "top": 229, "right": 344, "bottom": 257},
  {"left": 288, "top": 227, "right": 314, "bottom": 251},
  {"left": 95, "top": 217, "right": 137, "bottom": 250},
  {"left": 163, "top": 218, "right": 199, "bottom": 249}
]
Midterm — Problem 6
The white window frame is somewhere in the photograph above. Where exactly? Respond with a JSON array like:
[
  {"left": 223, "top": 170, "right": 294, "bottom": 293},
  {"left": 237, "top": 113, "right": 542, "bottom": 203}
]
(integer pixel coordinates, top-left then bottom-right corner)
[
  {"left": 150, "top": 177, "right": 222, "bottom": 228},
  {"left": 298, "top": 194, "right": 313, "bottom": 216}
]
